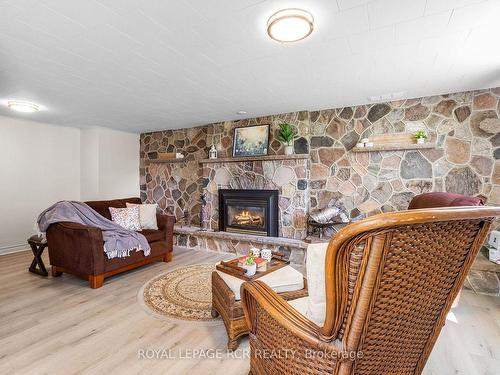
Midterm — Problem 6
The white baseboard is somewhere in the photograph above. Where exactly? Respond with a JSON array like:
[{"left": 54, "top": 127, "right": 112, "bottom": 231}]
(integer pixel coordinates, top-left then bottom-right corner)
[{"left": 0, "top": 243, "right": 29, "bottom": 256}]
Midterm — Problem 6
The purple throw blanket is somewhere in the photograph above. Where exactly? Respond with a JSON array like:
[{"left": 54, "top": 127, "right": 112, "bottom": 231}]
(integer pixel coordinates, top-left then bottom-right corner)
[{"left": 37, "top": 201, "right": 150, "bottom": 259}]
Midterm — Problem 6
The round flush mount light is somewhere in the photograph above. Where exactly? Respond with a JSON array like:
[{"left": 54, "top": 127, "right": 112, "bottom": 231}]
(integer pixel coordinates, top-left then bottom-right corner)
[
  {"left": 7, "top": 100, "right": 40, "bottom": 113},
  {"left": 236, "top": 110, "right": 247, "bottom": 115},
  {"left": 267, "top": 8, "right": 314, "bottom": 43}
]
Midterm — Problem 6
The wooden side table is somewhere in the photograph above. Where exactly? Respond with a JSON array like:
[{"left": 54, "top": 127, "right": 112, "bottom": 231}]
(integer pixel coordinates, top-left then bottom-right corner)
[
  {"left": 211, "top": 271, "right": 308, "bottom": 350},
  {"left": 27, "top": 235, "right": 48, "bottom": 276}
]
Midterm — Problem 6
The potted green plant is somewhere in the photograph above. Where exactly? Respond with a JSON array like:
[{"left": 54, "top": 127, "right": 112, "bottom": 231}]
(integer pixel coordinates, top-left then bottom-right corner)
[
  {"left": 414, "top": 130, "right": 428, "bottom": 144},
  {"left": 244, "top": 252, "right": 257, "bottom": 276},
  {"left": 278, "top": 122, "right": 296, "bottom": 155}
]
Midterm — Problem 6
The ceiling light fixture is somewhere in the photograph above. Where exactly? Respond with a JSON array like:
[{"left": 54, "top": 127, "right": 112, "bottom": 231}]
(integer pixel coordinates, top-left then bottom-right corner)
[
  {"left": 236, "top": 110, "right": 247, "bottom": 115},
  {"left": 7, "top": 100, "right": 40, "bottom": 113},
  {"left": 267, "top": 8, "right": 314, "bottom": 43}
]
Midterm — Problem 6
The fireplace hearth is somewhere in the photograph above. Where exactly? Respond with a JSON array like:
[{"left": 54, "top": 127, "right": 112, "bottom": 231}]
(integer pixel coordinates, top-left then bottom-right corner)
[{"left": 219, "top": 189, "right": 279, "bottom": 237}]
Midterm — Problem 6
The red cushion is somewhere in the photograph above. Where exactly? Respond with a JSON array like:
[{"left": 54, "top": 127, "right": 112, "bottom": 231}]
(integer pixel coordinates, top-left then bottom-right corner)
[
  {"left": 450, "top": 197, "right": 483, "bottom": 207},
  {"left": 408, "top": 192, "right": 483, "bottom": 209}
]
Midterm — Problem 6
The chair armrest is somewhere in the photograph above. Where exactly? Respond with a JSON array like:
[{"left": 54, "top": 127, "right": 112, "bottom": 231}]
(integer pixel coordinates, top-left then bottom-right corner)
[
  {"left": 242, "top": 281, "right": 325, "bottom": 345},
  {"left": 46, "top": 222, "right": 105, "bottom": 275},
  {"left": 241, "top": 281, "right": 343, "bottom": 373}
]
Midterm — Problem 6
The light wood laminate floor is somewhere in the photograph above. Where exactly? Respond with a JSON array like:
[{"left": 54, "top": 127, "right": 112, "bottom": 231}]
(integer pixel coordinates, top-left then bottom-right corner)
[{"left": 0, "top": 247, "right": 498, "bottom": 375}]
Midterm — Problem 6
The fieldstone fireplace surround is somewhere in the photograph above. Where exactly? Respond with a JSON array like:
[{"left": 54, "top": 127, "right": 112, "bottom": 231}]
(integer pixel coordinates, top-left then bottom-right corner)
[
  {"left": 201, "top": 155, "right": 309, "bottom": 239},
  {"left": 140, "top": 87, "right": 500, "bottom": 274}
]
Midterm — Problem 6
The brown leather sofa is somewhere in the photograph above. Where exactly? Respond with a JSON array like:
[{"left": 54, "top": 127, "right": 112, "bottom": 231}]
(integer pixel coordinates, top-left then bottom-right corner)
[{"left": 46, "top": 197, "right": 175, "bottom": 288}]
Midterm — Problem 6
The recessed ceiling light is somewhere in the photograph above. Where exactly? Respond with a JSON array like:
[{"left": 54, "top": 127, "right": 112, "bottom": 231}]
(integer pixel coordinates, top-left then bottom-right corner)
[
  {"left": 267, "top": 8, "right": 314, "bottom": 43},
  {"left": 7, "top": 100, "right": 40, "bottom": 113},
  {"left": 236, "top": 111, "right": 247, "bottom": 115}
]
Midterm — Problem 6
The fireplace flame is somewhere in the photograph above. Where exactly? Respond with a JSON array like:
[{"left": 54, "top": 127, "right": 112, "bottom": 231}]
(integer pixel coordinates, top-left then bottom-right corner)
[{"left": 234, "top": 210, "right": 263, "bottom": 226}]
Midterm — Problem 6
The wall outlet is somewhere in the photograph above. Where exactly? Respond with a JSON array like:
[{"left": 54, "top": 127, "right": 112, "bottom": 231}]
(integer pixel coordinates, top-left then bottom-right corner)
[{"left": 488, "top": 230, "right": 500, "bottom": 249}]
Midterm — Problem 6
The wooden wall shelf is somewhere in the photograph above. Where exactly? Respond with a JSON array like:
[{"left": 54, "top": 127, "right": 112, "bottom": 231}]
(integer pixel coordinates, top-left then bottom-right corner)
[
  {"left": 149, "top": 158, "right": 190, "bottom": 163},
  {"left": 199, "top": 154, "right": 309, "bottom": 164},
  {"left": 352, "top": 143, "right": 436, "bottom": 152}
]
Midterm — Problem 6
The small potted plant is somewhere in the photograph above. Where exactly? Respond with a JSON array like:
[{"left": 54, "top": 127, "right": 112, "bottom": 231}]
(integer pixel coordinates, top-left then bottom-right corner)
[
  {"left": 414, "top": 130, "right": 427, "bottom": 144},
  {"left": 244, "top": 252, "right": 257, "bottom": 277},
  {"left": 278, "top": 122, "right": 296, "bottom": 155}
]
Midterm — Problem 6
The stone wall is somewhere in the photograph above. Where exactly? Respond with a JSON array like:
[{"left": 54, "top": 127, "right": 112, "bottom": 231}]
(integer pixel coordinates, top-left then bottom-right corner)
[
  {"left": 140, "top": 127, "right": 206, "bottom": 224},
  {"left": 140, "top": 87, "right": 500, "bottom": 237}
]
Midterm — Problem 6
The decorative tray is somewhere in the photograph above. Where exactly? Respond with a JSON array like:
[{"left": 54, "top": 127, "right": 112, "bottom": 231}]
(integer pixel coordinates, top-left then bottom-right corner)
[{"left": 216, "top": 253, "right": 289, "bottom": 281}]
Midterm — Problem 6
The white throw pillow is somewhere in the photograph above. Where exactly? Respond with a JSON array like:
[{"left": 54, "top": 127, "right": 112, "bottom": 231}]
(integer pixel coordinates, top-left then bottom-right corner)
[
  {"left": 109, "top": 206, "right": 141, "bottom": 231},
  {"left": 126, "top": 203, "right": 158, "bottom": 230},
  {"left": 305, "top": 242, "right": 329, "bottom": 326}
]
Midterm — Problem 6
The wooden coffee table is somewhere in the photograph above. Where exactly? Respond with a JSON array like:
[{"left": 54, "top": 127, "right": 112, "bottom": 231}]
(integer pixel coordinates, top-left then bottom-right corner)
[{"left": 211, "top": 270, "right": 308, "bottom": 350}]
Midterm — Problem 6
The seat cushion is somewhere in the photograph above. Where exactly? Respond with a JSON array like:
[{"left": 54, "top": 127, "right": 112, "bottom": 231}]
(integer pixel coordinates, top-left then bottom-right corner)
[
  {"left": 305, "top": 242, "right": 329, "bottom": 326},
  {"left": 288, "top": 296, "right": 308, "bottom": 315},
  {"left": 288, "top": 297, "right": 324, "bottom": 326},
  {"left": 216, "top": 265, "right": 304, "bottom": 301},
  {"left": 139, "top": 229, "right": 165, "bottom": 243}
]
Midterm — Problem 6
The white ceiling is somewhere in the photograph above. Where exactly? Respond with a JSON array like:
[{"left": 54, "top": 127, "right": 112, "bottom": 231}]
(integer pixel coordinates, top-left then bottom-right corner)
[{"left": 0, "top": 0, "right": 499, "bottom": 132}]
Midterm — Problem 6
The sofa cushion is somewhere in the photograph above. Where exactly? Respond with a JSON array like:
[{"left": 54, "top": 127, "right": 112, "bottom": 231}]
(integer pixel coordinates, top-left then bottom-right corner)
[
  {"left": 140, "top": 229, "right": 165, "bottom": 243},
  {"left": 216, "top": 265, "right": 304, "bottom": 301},
  {"left": 85, "top": 197, "right": 142, "bottom": 220},
  {"left": 126, "top": 202, "right": 158, "bottom": 230},
  {"left": 305, "top": 242, "right": 329, "bottom": 327},
  {"left": 109, "top": 206, "right": 141, "bottom": 231}
]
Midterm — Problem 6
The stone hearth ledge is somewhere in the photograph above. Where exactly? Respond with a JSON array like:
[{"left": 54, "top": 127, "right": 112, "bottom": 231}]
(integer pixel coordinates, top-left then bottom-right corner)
[
  {"left": 173, "top": 224, "right": 315, "bottom": 273},
  {"left": 174, "top": 225, "right": 308, "bottom": 249}
]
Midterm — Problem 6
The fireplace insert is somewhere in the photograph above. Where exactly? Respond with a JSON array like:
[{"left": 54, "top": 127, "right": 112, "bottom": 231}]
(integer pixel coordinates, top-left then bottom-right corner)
[{"left": 219, "top": 189, "right": 279, "bottom": 237}]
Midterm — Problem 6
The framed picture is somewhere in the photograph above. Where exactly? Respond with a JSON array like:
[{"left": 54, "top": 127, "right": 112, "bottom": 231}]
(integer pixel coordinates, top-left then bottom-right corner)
[{"left": 232, "top": 124, "right": 270, "bottom": 157}]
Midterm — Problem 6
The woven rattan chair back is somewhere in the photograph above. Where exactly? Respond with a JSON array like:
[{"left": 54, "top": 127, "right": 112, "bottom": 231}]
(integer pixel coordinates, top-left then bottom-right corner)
[
  {"left": 242, "top": 206, "right": 500, "bottom": 375},
  {"left": 322, "top": 206, "right": 498, "bottom": 374}
]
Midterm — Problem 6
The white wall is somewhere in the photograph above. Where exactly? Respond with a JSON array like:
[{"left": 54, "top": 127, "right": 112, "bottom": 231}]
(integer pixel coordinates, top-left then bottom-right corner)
[
  {"left": 97, "top": 127, "right": 139, "bottom": 200},
  {"left": 0, "top": 118, "right": 140, "bottom": 254},
  {"left": 0, "top": 116, "right": 81, "bottom": 253},
  {"left": 79, "top": 127, "right": 139, "bottom": 200},
  {"left": 80, "top": 127, "right": 100, "bottom": 200}
]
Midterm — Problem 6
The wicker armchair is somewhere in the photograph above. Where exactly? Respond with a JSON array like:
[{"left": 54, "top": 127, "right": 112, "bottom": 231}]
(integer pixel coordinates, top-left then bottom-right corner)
[{"left": 241, "top": 206, "right": 500, "bottom": 375}]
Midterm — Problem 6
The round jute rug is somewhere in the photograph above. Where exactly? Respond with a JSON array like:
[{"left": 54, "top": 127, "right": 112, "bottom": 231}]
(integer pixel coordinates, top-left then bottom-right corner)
[{"left": 139, "top": 263, "right": 222, "bottom": 325}]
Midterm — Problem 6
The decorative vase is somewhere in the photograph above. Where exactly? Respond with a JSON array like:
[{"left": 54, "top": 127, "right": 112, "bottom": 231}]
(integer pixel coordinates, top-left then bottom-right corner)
[
  {"left": 284, "top": 145, "right": 294, "bottom": 155},
  {"left": 416, "top": 138, "right": 425, "bottom": 144},
  {"left": 244, "top": 263, "right": 256, "bottom": 276}
]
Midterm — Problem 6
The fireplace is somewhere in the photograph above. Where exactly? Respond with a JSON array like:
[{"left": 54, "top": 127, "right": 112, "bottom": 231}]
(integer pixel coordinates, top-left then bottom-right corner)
[{"left": 219, "top": 189, "right": 279, "bottom": 237}]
